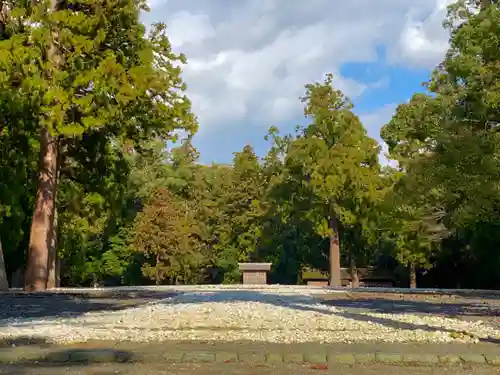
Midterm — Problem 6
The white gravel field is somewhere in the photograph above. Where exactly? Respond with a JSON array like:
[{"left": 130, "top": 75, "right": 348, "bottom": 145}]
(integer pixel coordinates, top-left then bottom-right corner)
[{"left": 1, "top": 286, "right": 499, "bottom": 344}]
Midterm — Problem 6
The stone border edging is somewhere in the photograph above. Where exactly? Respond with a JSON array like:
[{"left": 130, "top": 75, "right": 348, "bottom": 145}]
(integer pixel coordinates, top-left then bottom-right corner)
[
  {"left": 0, "top": 347, "right": 499, "bottom": 366},
  {"left": 4, "top": 284, "right": 500, "bottom": 297}
]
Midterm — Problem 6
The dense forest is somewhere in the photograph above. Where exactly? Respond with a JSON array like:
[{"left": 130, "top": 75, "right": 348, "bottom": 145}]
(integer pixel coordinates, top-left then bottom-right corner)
[{"left": 0, "top": 0, "right": 499, "bottom": 291}]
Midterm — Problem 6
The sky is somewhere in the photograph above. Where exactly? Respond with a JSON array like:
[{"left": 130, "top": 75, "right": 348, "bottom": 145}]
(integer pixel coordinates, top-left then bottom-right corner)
[{"left": 141, "top": 0, "right": 454, "bottom": 165}]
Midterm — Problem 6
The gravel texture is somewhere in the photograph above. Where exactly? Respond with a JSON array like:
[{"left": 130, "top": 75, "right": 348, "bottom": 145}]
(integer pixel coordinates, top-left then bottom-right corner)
[{"left": 1, "top": 286, "right": 499, "bottom": 345}]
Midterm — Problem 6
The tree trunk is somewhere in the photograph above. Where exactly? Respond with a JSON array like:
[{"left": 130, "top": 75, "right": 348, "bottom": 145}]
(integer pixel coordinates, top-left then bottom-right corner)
[
  {"left": 24, "top": 128, "right": 58, "bottom": 291},
  {"left": 329, "top": 217, "right": 341, "bottom": 287},
  {"left": 155, "top": 253, "right": 161, "bottom": 285},
  {"left": 25, "top": 0, "right": 61, "bottom": 292},
  {"left": 56, "top": 255, "right": 61, "bottom": 287},
  {"left": 409, "top": 263, "right": 417, "bottom": 289},
  {"left": 46, "top": 208, "right": 58, "bottom": 289},
  {"left": 0, "top": 236, "right": 9, "bottom": 290},
  {"left": 349, "top": 253, "right": 359, "bottom": 288},
  {"left": 11, "top": 269, "right": 23, "bottom": 288}
]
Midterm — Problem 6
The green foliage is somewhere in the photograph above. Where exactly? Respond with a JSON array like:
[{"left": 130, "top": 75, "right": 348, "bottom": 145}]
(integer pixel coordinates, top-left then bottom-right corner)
[
  {"left": 130, "top": 187, "right": 203, "bottom": 284},
  {"left": 426, "top": 1, "right": 500, "bottom": 224},
  {"left": 0, "top": 0, "right": 197, "bottom": 140},
  {"left": 290, "top": 74, "right": 381, "bottom": 227},
  {"left": 275, "top": 74, "right": 383, "bottom": 283},
  {"left": 1, "top": 0, "right": 499, "bottom": 291},
  {"left": 0, "top": 91, "right": 38, "bottom": 276},
  {"left": 379, "top": 1, "right": 500, "bottom": 287}
]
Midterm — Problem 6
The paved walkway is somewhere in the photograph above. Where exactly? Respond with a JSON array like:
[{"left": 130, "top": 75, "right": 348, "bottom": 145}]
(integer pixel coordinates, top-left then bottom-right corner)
[
  {"left": 0, "top": 362, "right": 498, "bottom": 375},
  {"left": 54, "top": 340, "right": 500, "bottom": 357},
  {"left": 0, "top": 340, "right": 499, "bottom": 366}
]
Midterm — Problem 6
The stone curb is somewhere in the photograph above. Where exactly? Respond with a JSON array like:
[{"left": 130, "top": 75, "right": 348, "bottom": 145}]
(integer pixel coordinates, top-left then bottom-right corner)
[{"left": 0, "top": 348, "right": 499, "bottom": 366}]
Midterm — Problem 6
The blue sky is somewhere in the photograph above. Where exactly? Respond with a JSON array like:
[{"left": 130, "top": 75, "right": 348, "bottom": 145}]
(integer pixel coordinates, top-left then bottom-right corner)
[{"left": 142, "top": 0, "right": 453, "bottom": 165}]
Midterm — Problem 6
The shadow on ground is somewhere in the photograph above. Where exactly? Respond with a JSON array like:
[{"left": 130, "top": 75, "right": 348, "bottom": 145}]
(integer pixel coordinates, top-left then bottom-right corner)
[
  {"left": 0, "top": 290, "right": 179, "bottom": 324},
  {"left": 319, "top": 297, "right": 500, "bottom": 318},
  {"left": 0, "top": 335, "right": 136, "bottom": 375}
]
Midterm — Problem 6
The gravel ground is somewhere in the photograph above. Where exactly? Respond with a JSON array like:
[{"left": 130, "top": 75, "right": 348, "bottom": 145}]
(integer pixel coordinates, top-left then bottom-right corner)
[
  {"left": 318, "top": 291, "right": 500, "bottom": 331},
  {"left": 1, "top": 286, "right": 499, "bottom": 345}
]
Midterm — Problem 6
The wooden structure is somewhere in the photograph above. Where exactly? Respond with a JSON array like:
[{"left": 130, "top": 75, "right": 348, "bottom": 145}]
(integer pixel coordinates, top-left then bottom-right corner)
[
  {"left": 301, "top": 270, "right": 329, "bottom": 286},
  {"left": 341, "top": 268, "right": 396, "bottom": 287},
  {"left": 238, "top": 263, "right": 272, "bottom": 285},
  {"left": 302, "top": 267, "right": 395, "bottom": 287}
]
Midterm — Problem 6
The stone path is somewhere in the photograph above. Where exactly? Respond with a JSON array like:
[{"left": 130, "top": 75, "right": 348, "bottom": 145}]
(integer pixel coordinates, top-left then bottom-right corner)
[
  {"left": 0, "top": 338, "right": 499, "bottom": 366},
  {"left": 1, "top": 362, "right": 498, "bottom": 375}
]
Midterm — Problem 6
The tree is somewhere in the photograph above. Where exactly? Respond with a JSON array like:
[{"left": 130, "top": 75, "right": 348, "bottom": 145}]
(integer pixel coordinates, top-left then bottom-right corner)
[
  {"left": 380, "top": 173, "right": 448, "bottom": 288},
  {"left": 130, "top": 187, "right": 202, "bottom": 284},
  {"left": 0, "top": 86, "right": 38, "bottom": 289},
  {"left": 381, "top": 96, "right": 450, "bottom": 288},
  {"left": 188, "top": 163, "right": 234, "bottom": 282},
  {"left": 380, "top": 93, "right": 445, "bottom": 167},
  {"left": 204, "top": 146, "right": 267, "bottom": 283},
  {"left": 165, "top": 137, "right": 200, "bottom": 200},
  {"left": 0, "top": 0, "right": 196, "bottom": 290},
  {"left": 424, "top": 0, "right": 500, "bottom": 225},
  {"left": 260, "top": 127, "right": 313, "bottom": 284},
  {"left": 227, "top": 145, "right": 266, "bottom": 261},
  {"left": 285, "top": 74, "right": 381, "bottom": 286}
]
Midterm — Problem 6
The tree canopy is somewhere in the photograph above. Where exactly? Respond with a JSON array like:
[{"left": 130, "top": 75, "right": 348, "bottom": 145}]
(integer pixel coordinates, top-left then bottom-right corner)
[{"left": 0, "top": 0, "right": 499, "bottom": 290}]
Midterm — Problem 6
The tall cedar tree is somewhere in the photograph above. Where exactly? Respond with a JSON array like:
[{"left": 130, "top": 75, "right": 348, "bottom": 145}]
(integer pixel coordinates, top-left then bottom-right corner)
[
  {"left": 380, "top": 0, "right": 499, "bottom": 286},
  {"left": 288, "top": 74, "right": 380, "bottom": 286},
  {"left": 425, "top": 0, "right": 500, "bottom": 224},
  {"left": 0, "top": 0, "right": 196, "bottom": 290},
  {"left": 131, "top": 187, "right": 201, "bottom": 285},
  {"left": 381, "top": 95, "right": 449, "bottom": 287},
  {"left": 228, "top": 145, "right": 265, "bottom": 262}
]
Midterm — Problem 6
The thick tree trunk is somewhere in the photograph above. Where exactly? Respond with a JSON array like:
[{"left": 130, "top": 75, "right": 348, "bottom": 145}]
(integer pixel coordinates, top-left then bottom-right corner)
[
  {"left": 0, "top": 236, "right": 9, "bottom": 290},
  {"left": 409, "top": 263, "right": 417, "bottom": 289},
  {"left": 329, "top": 217, "right": 341, "bottom": 287},
  {"left": 349, "top": 253, "right": 359, "bottom": 288},
  {"left": 25, "top": 0, "right": 61, "bottom": 292},
  {"left": 46, "top": 209, "right": 58, "bottom": 289},
  {"left": 24, "top": 128, "right": 58, "bottom": 291}
]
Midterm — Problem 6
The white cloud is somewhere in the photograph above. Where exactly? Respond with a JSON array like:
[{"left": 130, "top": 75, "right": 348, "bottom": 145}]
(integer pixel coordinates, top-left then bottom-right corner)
[
  {"left": 360, "top": 104, "right": 398, "bottom": 139},
  {"left": 147, "top": 0, "right": 167, "bottom": 10},
  {"left": 395, "top": 0, "right": 454, "bottom": 67},
  {"left": 359, "top": 104, "right": 398, "bottom": 165},
  {"left": 167, "top": 12, "right": 216, "bottom": 49},
  {"left": 142, "top": 0, "right": 452, "bottom": 138}
]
